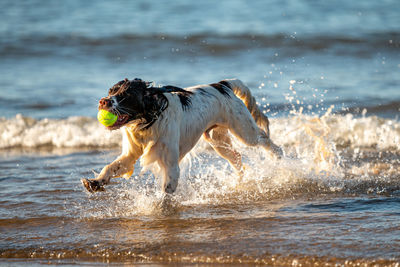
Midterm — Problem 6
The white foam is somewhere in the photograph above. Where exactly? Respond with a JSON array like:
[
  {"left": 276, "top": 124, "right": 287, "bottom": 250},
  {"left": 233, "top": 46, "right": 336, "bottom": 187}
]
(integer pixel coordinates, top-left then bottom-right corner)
[
  {"left": 271, "top": 113, "right": 400, "bottom": 152},
  {"left": 0, "top": 114, "right": 121, "bottom": 149},
  {"left": 1, "top": 113, "right": 398, "bottom": 151}
]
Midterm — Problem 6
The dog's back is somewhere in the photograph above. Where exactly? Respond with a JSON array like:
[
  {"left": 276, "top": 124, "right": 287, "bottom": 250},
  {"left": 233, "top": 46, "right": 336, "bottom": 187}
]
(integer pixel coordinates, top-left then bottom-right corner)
[{"left": 182, "top": 79, "right": 270, "bottom": 138}]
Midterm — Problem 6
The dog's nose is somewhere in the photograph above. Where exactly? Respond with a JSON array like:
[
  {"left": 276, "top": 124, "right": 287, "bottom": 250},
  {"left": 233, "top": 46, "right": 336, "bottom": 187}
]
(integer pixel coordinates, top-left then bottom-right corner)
[{"left": 99, "top": 98, "right": 112, "bottom": 109}]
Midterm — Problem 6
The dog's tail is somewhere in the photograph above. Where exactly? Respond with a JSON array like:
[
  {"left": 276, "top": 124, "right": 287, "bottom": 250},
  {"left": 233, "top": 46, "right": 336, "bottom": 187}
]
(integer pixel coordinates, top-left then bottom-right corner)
[{"left": 219, "top": 78, "right": 270, "bottom": 138}]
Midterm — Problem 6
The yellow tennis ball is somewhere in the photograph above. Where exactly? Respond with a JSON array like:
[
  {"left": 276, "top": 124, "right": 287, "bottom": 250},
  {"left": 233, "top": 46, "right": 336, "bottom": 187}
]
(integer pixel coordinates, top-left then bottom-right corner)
[{"left": 97, "top": 109, "right": 118, "bottom": 127}]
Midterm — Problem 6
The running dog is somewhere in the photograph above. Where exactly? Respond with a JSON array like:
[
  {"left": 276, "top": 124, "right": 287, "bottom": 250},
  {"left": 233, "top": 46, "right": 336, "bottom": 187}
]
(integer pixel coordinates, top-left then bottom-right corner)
[{"left": 82, "top": 78, "right": 282, "bottom": 193}]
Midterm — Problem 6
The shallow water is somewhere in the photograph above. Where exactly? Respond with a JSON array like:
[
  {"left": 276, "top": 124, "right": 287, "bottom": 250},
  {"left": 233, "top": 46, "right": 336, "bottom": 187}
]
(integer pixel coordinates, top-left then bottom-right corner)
[
  {"left": 1, "top": 0, "right": 400, "bottom": 265},
  {"left": 1, "top": 114, "right": 400, "bottom": 265}
]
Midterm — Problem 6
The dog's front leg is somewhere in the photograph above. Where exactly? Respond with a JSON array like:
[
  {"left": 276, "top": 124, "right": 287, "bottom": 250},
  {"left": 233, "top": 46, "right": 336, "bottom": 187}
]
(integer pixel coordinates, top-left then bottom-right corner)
[
  {"left": 82, "top": 154, "right": 136, "bottom": 193},
  {"left": 97, "top": 154, "right": 136, "bottom": 184},
  {"left": 82, "top": 128, "right": 143, "bottom": 193},
  {"left": 158, "top": 143, "right": 180, "bottom": 194},
  {"left": 162, "top": 163, "right": 180, "bottom": 194}
]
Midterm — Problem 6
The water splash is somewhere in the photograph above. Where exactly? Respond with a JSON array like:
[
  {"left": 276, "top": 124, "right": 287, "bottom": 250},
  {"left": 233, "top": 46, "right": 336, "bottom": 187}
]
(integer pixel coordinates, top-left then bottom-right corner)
[{"left": 2, "top": 98, "right": 399, "bottom": 218}]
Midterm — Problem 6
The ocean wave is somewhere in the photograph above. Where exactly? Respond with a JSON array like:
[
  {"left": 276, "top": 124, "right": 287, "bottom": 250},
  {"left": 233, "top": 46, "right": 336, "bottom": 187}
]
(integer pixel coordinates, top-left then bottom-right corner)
[
  {"left": 0, "top": 113, "right": 398, "bottom": 151},
  {"left": 272, "top": 114, "right": 400, "bottom": 151},
  {"left": 1, "top": 32, "right": 398, "bottom": 58},
  {"left": 0, "top": 114, "right": 120, "bottom": 149},
  {"left": 336, "top": 100, "right": 400, "bottom": 116}
]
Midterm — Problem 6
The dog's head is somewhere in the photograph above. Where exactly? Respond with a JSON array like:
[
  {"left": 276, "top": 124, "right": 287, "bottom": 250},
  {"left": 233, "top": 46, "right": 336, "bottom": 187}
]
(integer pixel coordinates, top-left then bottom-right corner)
[{"left": 98, "top": 78, "right": 168, "bottom": 130}]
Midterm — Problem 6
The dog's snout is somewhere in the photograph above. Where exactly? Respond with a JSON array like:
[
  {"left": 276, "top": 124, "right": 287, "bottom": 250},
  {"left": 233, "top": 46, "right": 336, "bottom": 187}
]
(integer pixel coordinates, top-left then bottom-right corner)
[{"left": 99, "top": 98, "right": 112, "bottom": 109}]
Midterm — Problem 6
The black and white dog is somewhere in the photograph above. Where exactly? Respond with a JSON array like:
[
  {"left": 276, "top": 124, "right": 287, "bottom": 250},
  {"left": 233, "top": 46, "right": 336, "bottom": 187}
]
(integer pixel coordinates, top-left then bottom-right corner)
[{"left": 82, "top": 78, "right": 282, "bottom": 193}]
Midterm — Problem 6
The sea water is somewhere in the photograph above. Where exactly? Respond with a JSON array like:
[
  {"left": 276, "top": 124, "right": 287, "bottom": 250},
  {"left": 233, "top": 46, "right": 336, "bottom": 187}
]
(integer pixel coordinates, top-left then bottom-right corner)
[{"left": 0, "top": 0, "right": 399, "bottom": 265}]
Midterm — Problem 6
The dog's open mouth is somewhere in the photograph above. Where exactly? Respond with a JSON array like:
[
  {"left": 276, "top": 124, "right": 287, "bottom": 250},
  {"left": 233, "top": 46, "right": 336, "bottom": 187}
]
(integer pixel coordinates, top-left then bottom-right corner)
[{"left": 107, "top": 113, "right": 130, "bottom": 130}]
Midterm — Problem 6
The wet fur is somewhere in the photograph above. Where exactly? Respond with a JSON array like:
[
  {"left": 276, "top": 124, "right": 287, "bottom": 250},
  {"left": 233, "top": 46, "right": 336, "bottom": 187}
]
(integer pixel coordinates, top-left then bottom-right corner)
[{"left": 82, "top": 78, "right": 282, "bottom": 194}]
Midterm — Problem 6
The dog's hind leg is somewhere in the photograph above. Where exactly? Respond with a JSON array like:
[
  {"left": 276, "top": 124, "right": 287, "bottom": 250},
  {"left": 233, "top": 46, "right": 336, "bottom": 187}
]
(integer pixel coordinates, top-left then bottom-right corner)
[
  {"left": 227, "top": 109, "right": 283, "bottom": 159},
  {"left": 221, "top": 79, "right": 283, "bottom": 158},
  {"left": 203, "top": 127, "right": 244, "bottom": 178}
]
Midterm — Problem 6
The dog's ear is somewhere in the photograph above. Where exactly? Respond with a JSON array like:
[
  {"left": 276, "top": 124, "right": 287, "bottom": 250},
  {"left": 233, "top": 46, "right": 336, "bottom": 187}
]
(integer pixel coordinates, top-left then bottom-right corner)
[
  {"left": 144, "top": 88, "right": 162, "bottom": 100},
  {"left": 142, "top": 88, "right": 168, "bottom": 111},
  {"left": 151, "top": 93, "right": 163, "bottom": 101}
]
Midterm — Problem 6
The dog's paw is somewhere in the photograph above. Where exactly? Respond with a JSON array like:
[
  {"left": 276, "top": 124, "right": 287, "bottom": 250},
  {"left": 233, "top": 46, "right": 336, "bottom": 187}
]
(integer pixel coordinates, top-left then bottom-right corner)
[{"left": 81, "top": 178, "right": 105, "bottom": 193}]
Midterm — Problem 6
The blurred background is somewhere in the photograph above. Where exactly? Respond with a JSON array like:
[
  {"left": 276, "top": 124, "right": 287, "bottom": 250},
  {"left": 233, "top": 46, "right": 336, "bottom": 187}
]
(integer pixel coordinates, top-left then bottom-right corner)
[
  {"left": 1, "top": 0, "right": 399, "bottom": 119},
  {"left": 1, "top": 1, "right": 400, "bottom": 265}
]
